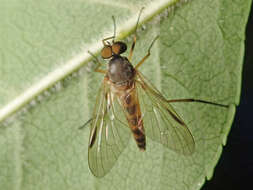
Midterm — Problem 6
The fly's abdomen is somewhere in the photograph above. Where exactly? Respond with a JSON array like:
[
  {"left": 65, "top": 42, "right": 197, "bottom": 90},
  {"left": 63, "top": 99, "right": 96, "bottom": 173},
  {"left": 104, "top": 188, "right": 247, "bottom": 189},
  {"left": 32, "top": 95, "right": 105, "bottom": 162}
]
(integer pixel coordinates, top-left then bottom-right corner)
[{"left": 123, "top": 90, "right": 146, "bottom": 151}]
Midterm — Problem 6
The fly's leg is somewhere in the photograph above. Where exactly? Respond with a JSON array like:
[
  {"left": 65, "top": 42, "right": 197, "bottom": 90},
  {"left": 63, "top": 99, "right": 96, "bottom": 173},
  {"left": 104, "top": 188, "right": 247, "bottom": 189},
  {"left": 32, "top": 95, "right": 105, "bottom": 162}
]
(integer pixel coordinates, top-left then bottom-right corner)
[
  {"left": 79, "top": 118, "right": 93, "bottom": 129},
  {"left": 166, "top": 98, "right": 229, "bottom": 108},
  {"left": 128, "top": 7, "right": 144, "bottom": 61},
  {"left": 128, "top": 35, "right": 137, "bottom": 62},
  {"left": 135, "top": 36, "right": 159, "bottom": 69},
  {"left": 88, "top": 51, "right": 107, "bottom": 74}
]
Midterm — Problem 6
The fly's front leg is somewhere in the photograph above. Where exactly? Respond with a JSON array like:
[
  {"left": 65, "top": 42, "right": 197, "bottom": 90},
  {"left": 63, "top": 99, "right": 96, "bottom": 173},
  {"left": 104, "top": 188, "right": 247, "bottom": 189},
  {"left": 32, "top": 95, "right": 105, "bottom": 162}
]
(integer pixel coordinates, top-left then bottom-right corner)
[
  {"left": 128, "top": 7, "right": 144, "bottom": 61},
  {"left": 88, "top": 51, "right": 107, "bottom": 74},
  {"left": 135, "top": 36, "right": 159, "bottom": 69},
  {"left": 95, "top": 66, "right": 107, "bottom": 74}
]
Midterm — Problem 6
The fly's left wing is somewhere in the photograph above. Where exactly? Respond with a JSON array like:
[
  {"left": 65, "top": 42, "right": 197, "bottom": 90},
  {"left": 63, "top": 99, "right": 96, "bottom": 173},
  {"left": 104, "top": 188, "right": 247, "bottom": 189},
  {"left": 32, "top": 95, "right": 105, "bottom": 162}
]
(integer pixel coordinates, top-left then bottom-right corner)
[
  {"left": 88, "top": 80, "right": 131, "bottom": 177},
  {"left": 135, "top": 71, "right": 195, "bottom": 155}
]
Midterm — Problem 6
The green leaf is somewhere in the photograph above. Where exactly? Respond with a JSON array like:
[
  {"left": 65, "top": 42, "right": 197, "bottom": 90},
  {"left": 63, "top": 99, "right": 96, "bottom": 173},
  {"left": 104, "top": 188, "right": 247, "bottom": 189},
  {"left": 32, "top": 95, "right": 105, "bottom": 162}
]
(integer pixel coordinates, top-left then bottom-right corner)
[{"left": 0, "top": 0, "right": 250, "bottom": 189}]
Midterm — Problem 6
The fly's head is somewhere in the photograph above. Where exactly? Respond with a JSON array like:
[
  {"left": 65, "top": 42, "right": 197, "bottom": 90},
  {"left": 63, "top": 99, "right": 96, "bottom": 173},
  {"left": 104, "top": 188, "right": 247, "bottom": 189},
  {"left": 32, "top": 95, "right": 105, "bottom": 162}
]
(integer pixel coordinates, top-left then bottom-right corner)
[
  {"left": 101, "top": 40, "right": 134, "bottom": 84},
  {"left": 101, "top": 41, "right": 127, "bottom": 59}
]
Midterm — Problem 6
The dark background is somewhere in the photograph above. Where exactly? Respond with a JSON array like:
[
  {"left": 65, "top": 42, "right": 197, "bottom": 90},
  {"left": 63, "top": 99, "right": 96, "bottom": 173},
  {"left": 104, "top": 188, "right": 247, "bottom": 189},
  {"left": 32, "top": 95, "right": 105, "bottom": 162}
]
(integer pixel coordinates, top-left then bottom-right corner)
[{"left": 202, "top": 3, "right": 253, "bottom": 190}]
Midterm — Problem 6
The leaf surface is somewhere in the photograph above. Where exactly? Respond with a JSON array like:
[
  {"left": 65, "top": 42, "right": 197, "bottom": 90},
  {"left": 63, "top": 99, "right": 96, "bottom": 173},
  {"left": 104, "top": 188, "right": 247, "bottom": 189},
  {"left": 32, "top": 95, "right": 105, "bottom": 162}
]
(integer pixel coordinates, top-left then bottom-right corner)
[{"left": 0, "top": 0, "right": 251, "bottom": 189}]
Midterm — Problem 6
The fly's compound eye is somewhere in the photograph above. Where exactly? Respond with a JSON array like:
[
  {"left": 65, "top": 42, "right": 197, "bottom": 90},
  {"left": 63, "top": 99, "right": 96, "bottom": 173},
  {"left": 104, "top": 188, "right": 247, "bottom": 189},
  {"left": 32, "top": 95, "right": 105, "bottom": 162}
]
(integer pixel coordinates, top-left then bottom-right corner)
[
  {"left": 112, "top": 41, "right": 127, "bottom": 55},
  {"left": 101, "top": 45, "right": 112, "bottom": 59}
]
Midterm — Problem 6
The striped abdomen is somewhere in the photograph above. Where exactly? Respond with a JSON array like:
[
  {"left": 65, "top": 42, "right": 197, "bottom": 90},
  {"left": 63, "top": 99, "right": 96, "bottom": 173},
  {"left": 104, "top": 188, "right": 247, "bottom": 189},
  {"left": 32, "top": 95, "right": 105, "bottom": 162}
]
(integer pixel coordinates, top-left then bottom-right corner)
[{"left": 122, "top": 88, "right": 146, "bottom": 151}]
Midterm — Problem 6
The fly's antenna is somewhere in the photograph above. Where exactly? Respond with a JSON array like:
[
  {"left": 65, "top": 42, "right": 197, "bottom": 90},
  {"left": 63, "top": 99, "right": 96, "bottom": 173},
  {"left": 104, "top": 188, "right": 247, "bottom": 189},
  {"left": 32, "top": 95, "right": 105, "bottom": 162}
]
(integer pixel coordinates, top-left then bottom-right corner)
[{"left": 112, "top": 15, "right": 116, "bottom": 43}]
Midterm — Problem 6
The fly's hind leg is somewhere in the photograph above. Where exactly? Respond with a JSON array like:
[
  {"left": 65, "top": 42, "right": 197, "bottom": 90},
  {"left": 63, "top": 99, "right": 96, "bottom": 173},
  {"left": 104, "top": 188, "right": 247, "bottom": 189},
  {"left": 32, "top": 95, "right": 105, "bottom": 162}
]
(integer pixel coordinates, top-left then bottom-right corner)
[
  {"left": 166, "top": 98, "right": 229, "bottom": 108},
  {"left": 88, "top": 51, "right": 107, "bottom": 74},
  {"left": 135, "top": 35, "right": 159, "bottom": 69}
]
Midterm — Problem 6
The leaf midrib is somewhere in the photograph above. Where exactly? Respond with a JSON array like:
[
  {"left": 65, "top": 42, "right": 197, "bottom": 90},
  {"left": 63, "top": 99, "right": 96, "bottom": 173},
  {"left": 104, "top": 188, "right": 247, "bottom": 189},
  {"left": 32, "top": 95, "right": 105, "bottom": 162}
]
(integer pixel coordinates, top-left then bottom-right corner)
[{"left": 0, "top": 0, "right": 182, "bottom": 123}]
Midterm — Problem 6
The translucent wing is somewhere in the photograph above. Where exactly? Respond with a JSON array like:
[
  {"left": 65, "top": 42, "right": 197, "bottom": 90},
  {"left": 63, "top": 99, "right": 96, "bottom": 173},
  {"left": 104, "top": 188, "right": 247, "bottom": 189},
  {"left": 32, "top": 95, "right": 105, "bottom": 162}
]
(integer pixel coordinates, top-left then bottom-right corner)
[
  {"left": 136, "top": 71, "right": 195, "bottom": 155},
  {"left": 88, "top": 79, "right": 130, "bottom": 177}
]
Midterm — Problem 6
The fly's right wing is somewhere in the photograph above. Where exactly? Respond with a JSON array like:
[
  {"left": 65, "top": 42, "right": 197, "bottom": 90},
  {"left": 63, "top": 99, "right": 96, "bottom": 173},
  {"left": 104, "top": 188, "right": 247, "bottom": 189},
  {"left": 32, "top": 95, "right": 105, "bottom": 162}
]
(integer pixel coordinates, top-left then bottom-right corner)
[
  {"left": 136, "top": 71, "right": 195, "bottom": 155},
  {"left": 88, "top": 79, "right": 131, "bottom": 178}
]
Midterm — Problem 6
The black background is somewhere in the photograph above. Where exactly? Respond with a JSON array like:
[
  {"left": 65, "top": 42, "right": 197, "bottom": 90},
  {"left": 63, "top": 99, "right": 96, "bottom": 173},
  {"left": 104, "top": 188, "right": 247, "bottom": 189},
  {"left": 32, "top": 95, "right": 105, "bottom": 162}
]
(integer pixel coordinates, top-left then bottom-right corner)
[{"left": 202, "top": 3, "right": 253, "bottom": 190}]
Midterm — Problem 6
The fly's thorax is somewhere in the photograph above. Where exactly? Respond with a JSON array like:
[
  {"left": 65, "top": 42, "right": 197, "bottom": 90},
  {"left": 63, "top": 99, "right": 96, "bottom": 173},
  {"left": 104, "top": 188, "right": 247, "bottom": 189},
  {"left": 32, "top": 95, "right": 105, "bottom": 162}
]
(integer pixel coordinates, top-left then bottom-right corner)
[{"left": 108, "top": 55, "right": 135, "bottom": 85}]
